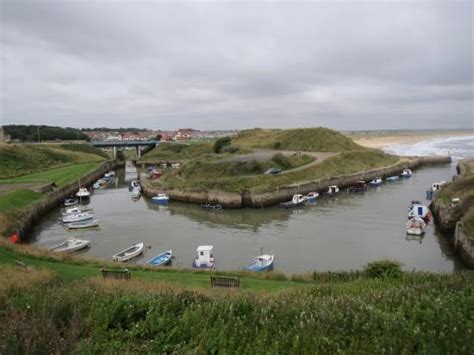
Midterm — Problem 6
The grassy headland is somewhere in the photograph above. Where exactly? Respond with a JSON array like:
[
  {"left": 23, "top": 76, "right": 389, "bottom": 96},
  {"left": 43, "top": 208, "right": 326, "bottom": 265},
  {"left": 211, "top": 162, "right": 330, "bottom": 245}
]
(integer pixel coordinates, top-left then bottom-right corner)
[
  {"left": 143, "top": 128, "right": 399, "bottom": 193},
  {"left": 0, "top": 242, "right": 472, "bottom": 353}
]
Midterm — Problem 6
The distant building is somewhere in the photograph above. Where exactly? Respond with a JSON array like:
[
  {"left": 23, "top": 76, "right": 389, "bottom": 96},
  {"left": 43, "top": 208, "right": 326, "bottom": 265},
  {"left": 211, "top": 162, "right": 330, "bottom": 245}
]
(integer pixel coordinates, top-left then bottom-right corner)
[{"left": 0, "top": 127, "right": 11, "bottom": 142}]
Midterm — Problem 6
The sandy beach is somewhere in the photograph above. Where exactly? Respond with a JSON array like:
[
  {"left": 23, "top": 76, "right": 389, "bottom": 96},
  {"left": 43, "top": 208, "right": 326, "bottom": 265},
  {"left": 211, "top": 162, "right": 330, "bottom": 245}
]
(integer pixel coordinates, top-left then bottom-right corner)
[{"left": 349, "top": 130, "right": 474, "bottom": 149}]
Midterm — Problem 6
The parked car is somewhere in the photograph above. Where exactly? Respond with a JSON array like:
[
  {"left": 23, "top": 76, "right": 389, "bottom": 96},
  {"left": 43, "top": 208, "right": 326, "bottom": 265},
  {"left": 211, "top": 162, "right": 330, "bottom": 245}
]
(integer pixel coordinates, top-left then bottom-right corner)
[{"left": 264, "top": 167, "right": 282, "bottom": 176}]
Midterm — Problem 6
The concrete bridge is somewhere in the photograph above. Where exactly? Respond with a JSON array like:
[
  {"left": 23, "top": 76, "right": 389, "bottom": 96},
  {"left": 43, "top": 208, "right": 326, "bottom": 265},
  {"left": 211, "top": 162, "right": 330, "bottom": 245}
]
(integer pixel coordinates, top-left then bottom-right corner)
[{"left": 89, "top": 140, "right": 159, "bottom": 158}]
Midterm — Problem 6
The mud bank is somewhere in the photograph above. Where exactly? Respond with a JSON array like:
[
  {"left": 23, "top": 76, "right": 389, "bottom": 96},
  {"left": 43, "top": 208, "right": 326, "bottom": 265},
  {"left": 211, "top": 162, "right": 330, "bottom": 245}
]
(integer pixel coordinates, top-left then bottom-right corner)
[
  {"left": 143, "top": 155, "right": 451, "bottom": 208},
  {"left": 13, "top": 160, "right": 116, "bottom": 241}
]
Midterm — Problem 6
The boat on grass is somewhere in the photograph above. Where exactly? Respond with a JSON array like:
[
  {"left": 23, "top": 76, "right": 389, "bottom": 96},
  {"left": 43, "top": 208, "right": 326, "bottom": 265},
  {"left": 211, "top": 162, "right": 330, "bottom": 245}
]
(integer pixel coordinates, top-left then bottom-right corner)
[
  {"left": 50, "top": 237, "right": 90, "bottom": 253},
  {"left": 244, "top": 254, "right": 274, "bottom": 272},
  {"left": 112, "top": 242, "right": 144, "bottom": 262},
  {"left": 369, "top": 177, "right": 382, "bottom": 186},
  {"left": 147, "top": 250, "right": 173, "bottom": 266},
  {"left": 66, "top": 219, "right": 99, "bottom": 230},
  {"left": 347, "top": 181, "right": 367, "bottom": 193},
  {"left": 280, "top": 194, "right": 306, "bottom": 208},
  {"left": 193, "top": 245, "right": 215, "bottom": 269},
  {"left": 406, "top": 217, "right": 427, "bottom": 236},
  {"left": 152, "top": 193, "right": 169, "bottom": 205}
]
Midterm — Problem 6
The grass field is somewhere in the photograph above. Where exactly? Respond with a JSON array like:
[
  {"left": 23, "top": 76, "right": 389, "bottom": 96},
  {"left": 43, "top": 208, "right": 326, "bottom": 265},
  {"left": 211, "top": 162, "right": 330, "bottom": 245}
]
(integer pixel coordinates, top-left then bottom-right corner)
[
  {"left": 0, "top": 144, "right": 105, "bottom": 179},
  {"left": 0, "top": 242, "right": 472, "bottom": 353},
  {"left": 0, "top": 190, "right": 42, "bottom": 213},
  {"left": 0, "top": 162, "right": 103, "bottom": 187}
]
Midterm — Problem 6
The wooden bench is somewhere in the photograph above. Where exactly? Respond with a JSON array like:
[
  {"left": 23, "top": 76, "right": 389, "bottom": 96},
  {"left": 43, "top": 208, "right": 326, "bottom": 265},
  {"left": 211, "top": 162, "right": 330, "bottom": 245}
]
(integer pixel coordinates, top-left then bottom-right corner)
[
  {"left": 210, "top": 276, "right": 240, "bottom": 288},
  {"left": 101, "top": 268, "right": 131, "bottom": 281}
]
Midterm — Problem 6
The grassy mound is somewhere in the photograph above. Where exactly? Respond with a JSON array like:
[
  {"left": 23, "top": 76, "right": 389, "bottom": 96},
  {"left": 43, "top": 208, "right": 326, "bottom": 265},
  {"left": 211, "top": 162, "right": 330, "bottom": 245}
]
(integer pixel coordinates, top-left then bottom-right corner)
[
  {"left": 140, "top": 142, "right": 214, "bottom": 161},
  {"left": 0, "top": 248, "right": 472, "bottom": 354},
  {"left": 233, "top": 127, "right": 363, "bottom": 152},
  {"left": 159, "top": 150, "right": 398, "bottom": 192},
  {"left": 0, "top": 144, "right": 105, "bottom": 179}
]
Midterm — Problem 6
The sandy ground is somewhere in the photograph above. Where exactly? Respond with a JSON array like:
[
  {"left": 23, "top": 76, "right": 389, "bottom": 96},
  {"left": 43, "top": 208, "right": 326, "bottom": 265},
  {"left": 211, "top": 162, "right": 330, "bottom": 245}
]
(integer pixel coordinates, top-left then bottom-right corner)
[{"left": 351, "top": 130, "right": 474, "bottom": 149}]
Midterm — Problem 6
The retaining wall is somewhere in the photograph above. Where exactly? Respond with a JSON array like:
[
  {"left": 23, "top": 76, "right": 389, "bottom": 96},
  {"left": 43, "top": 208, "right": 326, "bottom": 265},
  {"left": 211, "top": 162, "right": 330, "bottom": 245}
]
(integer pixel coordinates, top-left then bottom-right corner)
[
  {"left": 454, "top": 222, "right": 474, "bottom": 268},
  {"left": 143, "top": 155, "right": 451, "bottom": 208},
  {"left": 16, "top": 160, "right": 116, "bottom": 241}
]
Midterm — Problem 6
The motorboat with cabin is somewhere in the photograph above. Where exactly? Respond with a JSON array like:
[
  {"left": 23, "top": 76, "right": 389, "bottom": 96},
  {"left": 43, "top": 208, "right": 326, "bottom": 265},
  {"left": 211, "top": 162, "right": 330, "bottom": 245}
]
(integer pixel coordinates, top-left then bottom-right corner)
[
  {"left": 49, "top": 237, "right": 90, "bottom": 253},
  {"left": 280, "top": 194, "right": 306, "bottom": 208},
  {"left": 244, "top": 254, "right": 274, "bottom": 272},
  {"left": 426, "top": 180, "right": 447, "bottom": 200},
  {"left": 129, "top": 180, "right": 142, "bottom": 192},
  {"left": 305, "top": 192, "right": 319, "bottom": 203},
  {"left": 325, "top": 185, "right": 339, "bottom": 196},
  {"left": 193, "top": 245, "right": 215, "bottom": 269},
  {"left": 408, "top": 204, "right": 431, "bottom": 223},
  {"left": 76, "top": 187, "right": 90, "bottom": 198},
  {"left": 406, "top": 217, "right": 427, "bottom": 236},
  {"left": 112, "top": 242, "right": 144, "bottom": 262},
  {"left": 400, "top": 168, "right": 413, "bottom": 178}
]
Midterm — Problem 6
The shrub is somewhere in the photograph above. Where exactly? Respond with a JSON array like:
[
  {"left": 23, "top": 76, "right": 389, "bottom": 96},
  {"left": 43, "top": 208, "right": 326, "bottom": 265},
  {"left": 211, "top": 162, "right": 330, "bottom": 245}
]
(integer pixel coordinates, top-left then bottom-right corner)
[
  {"left": 272, "top": 153, "right": 291, "bottom": 169},
  {"left": 364, "top": 260, "right": 402, "bottom": 279},
  {"left": 272, "top": 141, "right": 282, "bottom": 149},
  {"left": 116, "top": 150, "right": 125, "bottom": 161},
  {"left": 213, "top": 137, "right": 232, "bottom": 153}
]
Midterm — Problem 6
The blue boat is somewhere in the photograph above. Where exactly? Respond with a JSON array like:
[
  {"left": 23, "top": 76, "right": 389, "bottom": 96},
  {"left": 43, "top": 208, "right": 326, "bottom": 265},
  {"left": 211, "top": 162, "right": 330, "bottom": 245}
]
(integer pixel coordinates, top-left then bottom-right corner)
[
  {"left": 244, "top": 254, "right": 274, "bottom": 272},
  {"left": 152, "top": 193, "right": 169, "bottom": 205},
  {"left": 147, "top": 250, "right": 173, "bottom": 266},
  {"left": 386, "top": 176, "right": 399, "bottom": 182}
]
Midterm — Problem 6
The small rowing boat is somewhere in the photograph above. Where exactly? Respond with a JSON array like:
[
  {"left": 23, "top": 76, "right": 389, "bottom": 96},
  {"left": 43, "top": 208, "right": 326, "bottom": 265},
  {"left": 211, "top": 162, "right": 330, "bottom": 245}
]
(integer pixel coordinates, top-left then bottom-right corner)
[
  {"left": 369, "top": 177, "right": 382, "bottom": 186},
  {"left": 152, "top": 193, "right": 169, "bottom": 205},
  {"left": 147, "top": 250, "right": 173, "bottom": 266},
  {"left": 406, "top": 217, "right": 426, "bottom": 236},
  {"left": 112, "top": 242, "right": 144, "bottom": 262},
  {"left": 244, "top": 254, "right": 274, "bottom": 272},
  {"left": 66, "top": 219, "right": 99, "bottom": 230},
  {"left": 62, "top": 212, "right": 94, "bottom": 224},
  {"left": 280, "top": 194, "right": 305, "bottom": 208},
  {"left": 50, "top": 237, "right": 90, "bottom": 253}
]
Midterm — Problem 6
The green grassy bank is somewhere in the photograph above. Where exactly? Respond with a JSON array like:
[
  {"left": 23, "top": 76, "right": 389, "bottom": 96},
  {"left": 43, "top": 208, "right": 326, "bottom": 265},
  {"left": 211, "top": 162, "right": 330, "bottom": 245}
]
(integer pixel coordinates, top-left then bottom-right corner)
[{"left": 0, "top": 243, "right": 472, "bottom": 353}]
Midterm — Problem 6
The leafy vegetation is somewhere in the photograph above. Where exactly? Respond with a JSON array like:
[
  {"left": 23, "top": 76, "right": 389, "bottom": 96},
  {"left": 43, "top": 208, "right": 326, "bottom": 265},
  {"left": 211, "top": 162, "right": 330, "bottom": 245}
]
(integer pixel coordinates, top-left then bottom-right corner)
[
  {"left": 233, "top": 127, "right": 364, "bottom": 152},
  {"left": 364, "top": 260, "right": 402, "bottom": 279},
  {"left": 213, "top": 136, "right": 232, "bottom": 153},
  {"left": 0, "top": 144, "right": 105, "bottom": 179},
  {"left": 0, "top": 246, "right": 472, "bottom": 354},
  {"left": 58, "top": 144, "right": 109, "bottom": 159},
  {"left": 140, "top": 142, "right": 215, "bottom": 161},
  {"left": 3, "top": 125, "right": 89, "bottom": 142}
]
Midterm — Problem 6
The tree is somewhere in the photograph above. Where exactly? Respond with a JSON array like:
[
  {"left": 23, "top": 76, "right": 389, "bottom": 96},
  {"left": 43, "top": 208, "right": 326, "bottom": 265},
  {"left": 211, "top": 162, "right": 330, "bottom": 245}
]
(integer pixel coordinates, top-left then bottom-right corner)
[{"left": 213, "top": 136, "right": 232, "bottom": 153}]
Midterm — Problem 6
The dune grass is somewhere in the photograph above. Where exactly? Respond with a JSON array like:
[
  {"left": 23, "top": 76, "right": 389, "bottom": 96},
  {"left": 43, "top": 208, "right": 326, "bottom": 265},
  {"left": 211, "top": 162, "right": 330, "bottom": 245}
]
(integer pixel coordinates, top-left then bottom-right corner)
[
  {"left": 0, "top": 162, "right": 103, "bottom": 187},
  {"left": 0, "top": 190, "right": 42, "bottom": 212}
]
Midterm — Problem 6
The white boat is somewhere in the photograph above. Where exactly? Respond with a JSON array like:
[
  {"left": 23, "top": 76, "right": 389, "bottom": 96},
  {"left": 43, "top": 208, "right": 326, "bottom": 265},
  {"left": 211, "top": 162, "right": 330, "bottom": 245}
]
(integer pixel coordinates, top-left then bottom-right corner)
[
  {"left": 63, "top": 198, "right": 78, "bottom": 207},
  {"left": 193, "top": 245, "right": 215, "bottom": 269},
  {"left": 76, "top": 188, "right": 90, "bottom": 198},
  {"left": 326, "top": 185, "right": 339, "bottom": 196},
  {"left": 406, "top": 217, "right": 426, "bottom": 235},
  {"left": 131, "top": 188, "right": 141, "bottom": 198},
  {"left": 280, "top": 194, "right": 306, "bottom": 208},
  {"left": 306, "top": 192, "right": 319, "bottom": 203},
  {"left": 112, "top": 242, "right": 144, "bottom": 262},
  {"left": 369, "top": 177, "right": 383, "bottom": 186},
  {"left": 62, "top": 212, "right": 94, "bottom": 224},
  {"left": 244, "top": 254, "right": 274, "bottom": 272},
  {"left": 61, "top": 206, "right": 92, "bottom": 216},
  {"left": 152, "top": 193, "right": 169, "bottom": 205},
  {"left": 431, "top": 181, "right": 446, "bottom": 192},
  {"left": 104, "top": 170, "right": 115, "bottom": 178},
  {"left": 129, "top": 180, "right": 142, "bottom": 192},
  {"left": 400, "top": 168, "right": 413, "bottom": 178},
  {"left": 49, "top": 238, "right": 90, "bottom": 253},
  {"left": 408, "top": 204, "right": 431, "bottom": 223},
  {"left": 66, "top": 219, "right": 99, "bottom": 230}
]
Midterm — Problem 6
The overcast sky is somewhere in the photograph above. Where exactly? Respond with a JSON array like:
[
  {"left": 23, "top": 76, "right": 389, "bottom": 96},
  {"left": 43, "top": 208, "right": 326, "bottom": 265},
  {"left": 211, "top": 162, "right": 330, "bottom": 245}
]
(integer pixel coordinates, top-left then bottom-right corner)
[{"left": 1, "top": 0, "right": 472, "bottom": 130}]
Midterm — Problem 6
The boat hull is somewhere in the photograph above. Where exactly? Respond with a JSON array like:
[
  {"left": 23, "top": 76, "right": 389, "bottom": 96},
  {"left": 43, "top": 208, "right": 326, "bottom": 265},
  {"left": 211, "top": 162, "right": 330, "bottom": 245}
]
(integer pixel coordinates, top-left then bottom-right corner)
[
  {"left": 112, "top": 243, "right": 144, "bottom": 262},
  {"left": 147, "top": 251, "right": 173, "bottom": 266},
  {"left": 407, "top": 228, "right": 425, "bottom": 236}
]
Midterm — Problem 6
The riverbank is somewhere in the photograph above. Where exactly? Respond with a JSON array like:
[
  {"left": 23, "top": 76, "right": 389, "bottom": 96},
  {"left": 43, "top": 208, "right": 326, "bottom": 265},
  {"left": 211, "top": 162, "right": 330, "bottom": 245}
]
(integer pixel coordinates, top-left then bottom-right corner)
[
  {"left": 143, "top": 155, "right": 451, "bottom": 208},
  {"left": 431, "top": 159, "right": 474, "bottom": 268}
]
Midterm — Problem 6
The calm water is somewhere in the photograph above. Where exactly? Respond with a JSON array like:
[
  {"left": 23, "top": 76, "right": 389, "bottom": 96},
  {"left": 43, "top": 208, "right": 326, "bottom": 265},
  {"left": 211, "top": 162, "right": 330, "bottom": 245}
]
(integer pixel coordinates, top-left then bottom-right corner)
[{"left": 31, "top": 136, "right": 474, "bottom": 273}]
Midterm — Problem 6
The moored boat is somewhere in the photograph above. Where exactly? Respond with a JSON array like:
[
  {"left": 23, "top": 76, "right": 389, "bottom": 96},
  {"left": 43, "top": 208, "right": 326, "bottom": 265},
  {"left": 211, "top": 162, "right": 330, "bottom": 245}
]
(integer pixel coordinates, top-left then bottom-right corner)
[
  {"left": 129, "top": 180, "right": 142, "bottom": 192},
  {"left": 386, "top": 175, "right": 399, "bottom": 182},
  {"left": 406, "top": 217, "right": 427, "bottom": 236},
  {"left": 244, "top": 254, "right": 274, "bottom": 272},
  {"left": 400, "top": 168, "right": 413, "bottom": 178},
  {"left": 408, "top": 204, "right": 431, "bottom": 223},
  {"left": 76, "top": 187, "right": 90, "bottom": 198},
  {"left": 152, "top": 193, "right": 169, "bottom": 205},
  {"left": 112, "top": 242, "right": 145, "bottom": 262},
  {"left": 305, "top": 192, "right": 319, "bottom": 203},
  {"left": 131, "top": 188, "right": 141, "bottom": 198},
  {"left": 61, "top": 206, "right": 93, "bottom": 216},
  {"left": 49, "top": 237, "right": 90, "bottom": 253},
  {"left": 63, "top": 198, "right": 78, "bottom": 207},
  {"left": 193, "top": 245, "right": 215, "bottom": 269},
  {"left": 325, "top": 185, "right": 339, "bottom": 196},
  {"left": 66, "top": 219, "right": 100, "bottom": 230},
  {"left": 62, "top": 212, "right": 94, "bottom": 224},
  {"left": 280, "top": 194, "right": 306, "bottom": 208},
  {"left": 201, "top": 203, "right": 223, "bottom": 211},
  {"left": 369, "top": 177, "right": 382, "bottom": 186},
  {"left": 147, "top": 250, "right": 173, "bottom": 266}
]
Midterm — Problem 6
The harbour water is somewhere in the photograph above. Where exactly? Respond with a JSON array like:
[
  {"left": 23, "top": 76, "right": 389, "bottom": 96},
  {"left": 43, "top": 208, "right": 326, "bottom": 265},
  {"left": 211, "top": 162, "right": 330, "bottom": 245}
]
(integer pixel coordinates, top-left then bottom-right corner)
[{"left": 31, "top": 135, "right": 474, "bottom": 273}]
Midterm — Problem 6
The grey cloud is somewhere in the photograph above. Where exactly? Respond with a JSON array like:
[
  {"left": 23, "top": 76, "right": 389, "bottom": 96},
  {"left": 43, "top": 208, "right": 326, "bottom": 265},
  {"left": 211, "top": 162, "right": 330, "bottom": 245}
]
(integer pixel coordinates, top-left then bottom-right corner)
[{"left": 1, "top": 0, "right": 472, "bottom": 130}]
